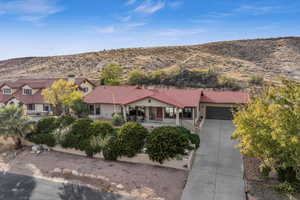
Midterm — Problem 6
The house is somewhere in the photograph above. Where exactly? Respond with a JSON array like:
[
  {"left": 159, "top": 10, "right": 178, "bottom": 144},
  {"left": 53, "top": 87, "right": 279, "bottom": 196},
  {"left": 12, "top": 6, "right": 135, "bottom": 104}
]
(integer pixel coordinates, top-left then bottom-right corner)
[
  {"left": 84, "top": 86, "right": 249, "bottom": 126},
  {"left": 0, "top": 78, "right": 95, "bottom": 116}
]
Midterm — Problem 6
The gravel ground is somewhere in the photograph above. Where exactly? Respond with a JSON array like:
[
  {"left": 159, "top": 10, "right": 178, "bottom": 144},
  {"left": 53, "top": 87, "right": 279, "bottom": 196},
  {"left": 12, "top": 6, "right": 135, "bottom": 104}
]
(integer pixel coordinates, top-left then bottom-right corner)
[
  {"left": 244, "top": 157, "right": 300, "bottom": 200},
  {"left": 4, "top": 148, "right": 188, "bottom": 200}
]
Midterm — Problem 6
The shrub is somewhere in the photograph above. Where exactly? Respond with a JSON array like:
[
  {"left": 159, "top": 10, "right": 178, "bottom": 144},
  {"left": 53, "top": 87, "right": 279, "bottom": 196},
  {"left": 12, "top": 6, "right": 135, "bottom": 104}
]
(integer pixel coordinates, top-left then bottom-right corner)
[
  {"left": 70, "top": 99, "right": 89, "bottom": 118},
  {"left": 60, "top": 118, "right": 93, "bottom": 151},
  {"left": 127, "top": 70, "right": 146, "bottom": 85},
  {"left": 249, "top": 75, "right": 264, "bottom": 85},
  {"left": 29, "top": 133, "right": 56, "bottom": 147},
  {"left": 275, "top": 182, "right": 296, "bottom": 195},
  {"left": 56, "top": 115, "right": 75, "bottom": 127},
  {"left": 146, "top": 126, "right": 192, "bottom": 164},
  {"left": 102, "top": 135, "right": 122, "bottom": 160},
  {"left": 91, "top": 121, "right": 114, "bottom": 137},
  {"left": 118, "top": 122, "right": 148, "bottom": 157},
  {"left": 112, "top": 113, "right": 124, "bottom": 126},
  {"left": 176, "top": 127, "right": 200, "bottom": 149},
  {"left": 36, "top": 117, "right": 59, "bottom": 134},
  {"left": 259, "top": 164, "right": 271, "bottom": 177}
]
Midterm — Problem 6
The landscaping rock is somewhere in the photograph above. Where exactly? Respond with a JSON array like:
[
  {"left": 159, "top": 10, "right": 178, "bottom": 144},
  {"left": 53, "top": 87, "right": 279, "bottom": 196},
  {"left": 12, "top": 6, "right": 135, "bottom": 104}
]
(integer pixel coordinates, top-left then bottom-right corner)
[
  {"left": 62, "top": 169, "right": 72, "bottom": 175},
  {"left": 53, "top": 168, "right": 62, "bottom": 173}
]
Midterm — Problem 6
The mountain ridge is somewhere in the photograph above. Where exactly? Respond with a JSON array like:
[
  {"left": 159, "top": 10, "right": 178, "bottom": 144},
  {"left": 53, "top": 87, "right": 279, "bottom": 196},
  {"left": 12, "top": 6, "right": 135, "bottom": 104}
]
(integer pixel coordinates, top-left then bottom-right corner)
[{"left": 1, "top": 37, "right": 300, "bottom": 83}]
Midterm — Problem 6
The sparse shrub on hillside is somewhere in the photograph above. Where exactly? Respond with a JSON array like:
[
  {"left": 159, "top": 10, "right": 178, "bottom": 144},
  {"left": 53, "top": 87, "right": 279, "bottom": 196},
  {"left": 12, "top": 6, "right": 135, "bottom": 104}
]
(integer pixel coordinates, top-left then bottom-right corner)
[
  {"left": 217, "top": 76, "right": 241, "bottom": 91},
  {"left": 100, "top": 64, "right": 123, "bottom": 85},
  {"left": 249, "top": 75, "right": 264, "bottom": 86},
  {"left": 127, "top": 70, "right": 146, "bottom": 85}
]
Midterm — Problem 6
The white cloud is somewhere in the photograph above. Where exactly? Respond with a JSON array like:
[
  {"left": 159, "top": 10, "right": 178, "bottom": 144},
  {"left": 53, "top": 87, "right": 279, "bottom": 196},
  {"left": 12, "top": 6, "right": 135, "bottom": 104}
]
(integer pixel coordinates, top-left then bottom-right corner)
[
  {"left": 95, "top": 26, "right": 116, "bottom": 34},
  {"left": 126, "top": 0, "right": 136, "bottom": 5},
  {"left": 0, "top": 0, "right": 63, "bottom": 23},
  {"left": 119, "top": 15, "right": 132, "bottom": 22},
  {"left": 94, "top": 22, "right": 146, "bottom": 34},
  {"left": 158, "top": 28, "right": 206, "bottom": 37},
  {"left": 168, "top": 1, "right": 182, "bottom": 9},
  {"left": 134, "top": 0, "right": 165, "bottom": 14},
  {"left": 236, "top": 5, "right": 274, "bottom": 15}
]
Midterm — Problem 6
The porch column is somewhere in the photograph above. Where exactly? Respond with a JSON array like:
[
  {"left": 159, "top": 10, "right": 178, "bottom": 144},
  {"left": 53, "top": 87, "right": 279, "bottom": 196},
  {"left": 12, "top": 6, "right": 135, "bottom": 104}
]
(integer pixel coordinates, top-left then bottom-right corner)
[
  {"left": 145, "top": 107, "right": 150, "bottom": 121},
  {"left": 192, "top": 107, "right": 195, "bottom": 125},
  {"left": 176, "top": 107, "right": 180, "bottom": 126},
  {"left": 122, "top": 105, "right": 127, "bottom": 122}
]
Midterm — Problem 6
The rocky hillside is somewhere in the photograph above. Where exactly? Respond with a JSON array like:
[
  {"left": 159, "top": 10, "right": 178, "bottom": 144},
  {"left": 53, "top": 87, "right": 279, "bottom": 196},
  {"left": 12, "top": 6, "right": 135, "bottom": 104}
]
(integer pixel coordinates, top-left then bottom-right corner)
[{"left": 0, "top": 37, "right": 300, "bottom": 82}]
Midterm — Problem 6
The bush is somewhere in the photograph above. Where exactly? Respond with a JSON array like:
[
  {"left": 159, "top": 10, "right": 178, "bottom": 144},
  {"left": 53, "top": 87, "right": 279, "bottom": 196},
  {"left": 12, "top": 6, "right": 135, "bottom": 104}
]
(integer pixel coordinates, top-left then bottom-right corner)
[
  {"left": 36, "top": 117, "right": 59, "bottom": 134},
  {"left": 276, "top": 167, "right": 298, "bottom": 183},
  {"left": 91, "top": 121, "right": 114, "bottom": 137},
  {"left": 259, "top": 164, "right": 271, "bottom": 177},
  {"left": 118, "top": 122, "right": 148, "bottom": 157},
  {"left": 176, "top": 127, "right": 200, "bottom": 149},
  {"left": 60, "top": 118, "right": 93, "bottom": 151},
  {"left": 70, "top": 99, "right": 89, "bottom": 118},
  {"left": 249, "top": 75, "right": 264, "bottom": 85},
  {"left": 146, "top": 126, "right": 192, "bottom": 164},
  {"left": 275, "top": 182, "right": 296, "bottom": 195},
  {"left": 29, "top": 133, "right": 56, "bottom": 147},
  {"left": 112, "top": 113, "right": 124, "bottom": 126},
  {"left": 56, "top": 115, "right": 75, "bottom": 127},
  {"left": 102, "top": 135, "right": 122, "bottom": 160}
]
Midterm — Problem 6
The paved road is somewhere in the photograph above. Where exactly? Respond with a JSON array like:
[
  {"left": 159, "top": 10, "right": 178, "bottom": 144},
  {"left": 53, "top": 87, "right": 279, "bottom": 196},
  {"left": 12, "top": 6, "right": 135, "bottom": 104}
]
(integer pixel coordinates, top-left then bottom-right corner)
[
  {"left": 181, "top": 120, "right": 245, "bottom": 200},
  {"left": 0, "top": 172, "right": 136, "bottom": 200}
]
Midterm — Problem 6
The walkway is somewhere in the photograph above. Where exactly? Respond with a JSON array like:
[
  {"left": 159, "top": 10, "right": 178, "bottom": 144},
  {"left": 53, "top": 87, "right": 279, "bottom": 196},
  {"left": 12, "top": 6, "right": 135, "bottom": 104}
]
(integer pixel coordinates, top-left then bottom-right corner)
[{"left": 181, "top": 120, "right": 245, "bottom": 200}]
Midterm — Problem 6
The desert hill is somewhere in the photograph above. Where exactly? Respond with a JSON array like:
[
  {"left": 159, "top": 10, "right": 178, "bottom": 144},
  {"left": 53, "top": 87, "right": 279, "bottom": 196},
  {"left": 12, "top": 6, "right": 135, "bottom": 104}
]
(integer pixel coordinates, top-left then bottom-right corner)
[{"left": 1, "top": 37, "right": 300, "bottom": 84}]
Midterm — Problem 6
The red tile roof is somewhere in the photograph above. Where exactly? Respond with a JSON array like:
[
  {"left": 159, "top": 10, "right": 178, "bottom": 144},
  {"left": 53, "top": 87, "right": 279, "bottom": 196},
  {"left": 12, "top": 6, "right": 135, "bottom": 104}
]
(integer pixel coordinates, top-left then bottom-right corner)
[
  {"left": 84, "top": 86, "right": 248, "bottom": 107},
  {"left": 0, "top": 78, "right": 94, "bottom": 105},
  {"left": 201, "top": 90, "right": 249, "bottom": 104}
]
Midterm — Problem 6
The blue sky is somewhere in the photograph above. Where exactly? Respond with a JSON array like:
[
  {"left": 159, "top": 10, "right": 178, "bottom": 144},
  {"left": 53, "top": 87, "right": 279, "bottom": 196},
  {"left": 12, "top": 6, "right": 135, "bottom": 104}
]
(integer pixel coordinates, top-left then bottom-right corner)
[{"left": 0, "top": 0, "right": 299, "bottom": 60}]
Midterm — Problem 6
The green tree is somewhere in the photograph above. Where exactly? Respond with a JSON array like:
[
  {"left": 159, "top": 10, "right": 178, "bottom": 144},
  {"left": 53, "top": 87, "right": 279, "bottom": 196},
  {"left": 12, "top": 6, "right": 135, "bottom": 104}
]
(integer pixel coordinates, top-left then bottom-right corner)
[
  {"left": 232, "top": 79, "right": 300, "bottom": 183},
  {"left": 100, "top": 64, "right": 123, "bottom": 85},
  {"left": 0, "top": 106, "right": 32, "bottom": 149},
  {"left": 127, "top": 70, "right": 146, "bottom": 85},
  {"left": 70, "top": 99, "right": 89, "bottom": 118}
]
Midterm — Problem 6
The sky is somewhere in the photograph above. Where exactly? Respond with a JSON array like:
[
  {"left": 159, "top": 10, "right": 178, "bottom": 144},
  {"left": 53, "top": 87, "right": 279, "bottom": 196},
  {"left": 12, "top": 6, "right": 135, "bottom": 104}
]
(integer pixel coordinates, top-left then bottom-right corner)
[{"left": 0, "top": 0, "right": 300, "bottom": 60}]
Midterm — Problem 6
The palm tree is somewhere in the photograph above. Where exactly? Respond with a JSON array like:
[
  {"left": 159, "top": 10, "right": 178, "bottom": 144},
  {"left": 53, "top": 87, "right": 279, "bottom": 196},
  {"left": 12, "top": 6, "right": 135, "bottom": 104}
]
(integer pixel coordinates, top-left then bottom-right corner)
[{"left": 0, "top": 106, "right": 33, "bottom": 149}]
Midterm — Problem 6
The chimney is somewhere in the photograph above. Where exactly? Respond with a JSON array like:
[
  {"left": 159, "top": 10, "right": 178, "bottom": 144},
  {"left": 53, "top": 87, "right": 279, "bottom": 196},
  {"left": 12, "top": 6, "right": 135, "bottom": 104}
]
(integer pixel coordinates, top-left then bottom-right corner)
[{"left": 68, "top": 74, "right": 76, "bottom": 83}]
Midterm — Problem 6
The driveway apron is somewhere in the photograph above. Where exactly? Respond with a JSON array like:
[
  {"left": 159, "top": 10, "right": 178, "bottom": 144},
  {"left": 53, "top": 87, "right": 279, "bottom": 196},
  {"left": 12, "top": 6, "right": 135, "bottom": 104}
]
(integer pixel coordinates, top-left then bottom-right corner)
[{"left": 181, "top": 119, "right": 245, "bottom": 200}]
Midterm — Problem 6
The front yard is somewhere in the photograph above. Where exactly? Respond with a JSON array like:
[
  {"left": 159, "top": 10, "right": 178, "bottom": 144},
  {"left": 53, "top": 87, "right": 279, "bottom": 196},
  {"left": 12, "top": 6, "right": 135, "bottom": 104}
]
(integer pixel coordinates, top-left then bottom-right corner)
[{"left": 1, "top": 147, "right": 188, "bottom": 200}]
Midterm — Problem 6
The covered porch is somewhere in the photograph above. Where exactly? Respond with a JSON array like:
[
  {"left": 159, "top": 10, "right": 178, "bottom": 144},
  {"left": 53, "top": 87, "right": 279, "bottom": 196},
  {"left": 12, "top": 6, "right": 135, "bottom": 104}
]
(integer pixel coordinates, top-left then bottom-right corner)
[{"left": 122, "top": 104, "right": 198, "bottom": 126}]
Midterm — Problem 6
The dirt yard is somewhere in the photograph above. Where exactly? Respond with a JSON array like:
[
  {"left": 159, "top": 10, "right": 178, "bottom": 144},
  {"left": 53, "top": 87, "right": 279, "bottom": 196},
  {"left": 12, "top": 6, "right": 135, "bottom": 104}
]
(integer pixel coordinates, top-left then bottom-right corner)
[
  {"left": 1, "top": 148, "right": 188, "bottom": 200},
  {"left": 244, "top": 157, "right": 300, "bottom": 200}
]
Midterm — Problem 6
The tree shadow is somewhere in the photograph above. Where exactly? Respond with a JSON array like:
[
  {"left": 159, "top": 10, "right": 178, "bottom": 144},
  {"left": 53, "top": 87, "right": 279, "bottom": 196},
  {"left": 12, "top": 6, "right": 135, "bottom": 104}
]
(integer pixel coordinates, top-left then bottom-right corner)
[
  {"left": 0, "top": 172, "right": 37, "bottom": 200},
  {"left": 58, "top": 184, "right": 134, "bottom": 200}
]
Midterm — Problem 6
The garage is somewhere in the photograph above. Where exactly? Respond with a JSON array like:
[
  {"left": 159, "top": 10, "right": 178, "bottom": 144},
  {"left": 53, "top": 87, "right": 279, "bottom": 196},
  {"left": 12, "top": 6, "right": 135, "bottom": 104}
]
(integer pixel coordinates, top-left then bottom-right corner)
[{"left": 206, "top": 106, "right": 234, "bottom": 120}]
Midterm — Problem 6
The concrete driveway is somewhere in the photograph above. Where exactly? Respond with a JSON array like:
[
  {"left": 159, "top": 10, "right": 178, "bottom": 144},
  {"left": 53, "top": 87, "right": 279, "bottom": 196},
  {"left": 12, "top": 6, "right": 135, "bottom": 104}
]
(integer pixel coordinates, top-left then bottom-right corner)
[
  {"left": 0, "top": 172, "right": 137, "bottom": 200},
  {"left": 181, "top": 120, "right": 245, "bottom": 200}
]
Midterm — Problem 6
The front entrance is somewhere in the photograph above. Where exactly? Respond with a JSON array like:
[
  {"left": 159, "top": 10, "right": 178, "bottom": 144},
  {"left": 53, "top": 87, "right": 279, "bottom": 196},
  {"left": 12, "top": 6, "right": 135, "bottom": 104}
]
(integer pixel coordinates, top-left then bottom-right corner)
[{"left": 149, "top": 107, "right": 163, "bottom": 121}]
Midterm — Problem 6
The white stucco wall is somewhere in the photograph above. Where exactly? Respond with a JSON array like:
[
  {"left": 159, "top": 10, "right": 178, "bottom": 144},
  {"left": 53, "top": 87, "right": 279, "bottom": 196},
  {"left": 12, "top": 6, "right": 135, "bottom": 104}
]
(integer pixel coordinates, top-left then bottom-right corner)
[{"left": 128, "top": 97, "right": 173, "bottom": 108}]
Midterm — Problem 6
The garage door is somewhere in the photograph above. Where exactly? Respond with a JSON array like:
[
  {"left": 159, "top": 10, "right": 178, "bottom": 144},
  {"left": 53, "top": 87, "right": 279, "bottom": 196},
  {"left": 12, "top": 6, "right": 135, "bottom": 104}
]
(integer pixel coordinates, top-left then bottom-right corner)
[{"left": 206, "top": 106, "right": 233, "bottom": 120}]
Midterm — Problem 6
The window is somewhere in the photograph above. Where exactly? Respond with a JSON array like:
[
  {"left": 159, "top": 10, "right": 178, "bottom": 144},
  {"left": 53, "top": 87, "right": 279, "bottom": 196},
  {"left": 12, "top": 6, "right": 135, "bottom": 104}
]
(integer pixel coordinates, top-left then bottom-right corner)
[
  {"left": 23, "top": 89, "right": 32, "bottom": 95},
  {"left": 182, "top": 107, "right": 193, "bottom": 119},
  {"left": 89, "top": 105, "right": 95, "bottom": 115},
  {"left": 43, "top": 104, "right": 51, "bottom": 112},
  {"left": 3, "top": 88, "right": 11, "bottom": 95},
  {"left": 165, "top": 107, "right": 176, "bottom": 119},
  {"left": 82, "top": 87, "right": 89, "bottom": 93},
  {"left": 95, "top": 105, "right": 101, "bottom": 115},
  {"left": 27, "top": 104, "right": 35, "bottom": 111}
]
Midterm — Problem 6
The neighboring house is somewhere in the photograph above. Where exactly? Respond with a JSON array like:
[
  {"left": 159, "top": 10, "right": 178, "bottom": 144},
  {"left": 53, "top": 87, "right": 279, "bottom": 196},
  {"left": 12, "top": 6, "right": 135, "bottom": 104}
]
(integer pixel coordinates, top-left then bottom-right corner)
[
  {"left": 0, "top": 78, "right": 95, "bottom": 116},
  {"left": 84, "top": 86, "right": 249, "bottom": 127}
]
